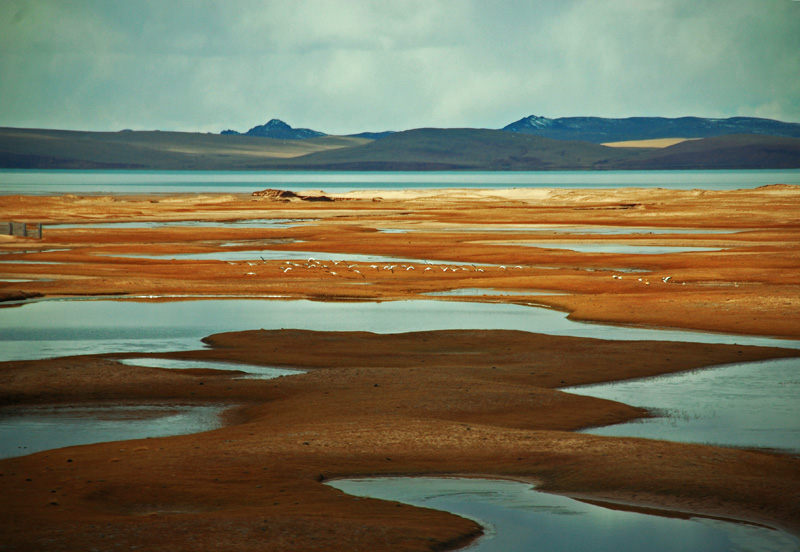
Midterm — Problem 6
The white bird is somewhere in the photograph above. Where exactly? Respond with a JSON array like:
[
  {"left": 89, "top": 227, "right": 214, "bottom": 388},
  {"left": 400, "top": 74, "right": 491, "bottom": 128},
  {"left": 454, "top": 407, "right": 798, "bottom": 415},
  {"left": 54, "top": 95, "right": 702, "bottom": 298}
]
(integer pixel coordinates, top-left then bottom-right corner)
[
  {"left": 283, "top": 267, "right": 292, "bottom": 273},
  {"left": 406, "top": 266, "right": 415, "bottom": 270}
]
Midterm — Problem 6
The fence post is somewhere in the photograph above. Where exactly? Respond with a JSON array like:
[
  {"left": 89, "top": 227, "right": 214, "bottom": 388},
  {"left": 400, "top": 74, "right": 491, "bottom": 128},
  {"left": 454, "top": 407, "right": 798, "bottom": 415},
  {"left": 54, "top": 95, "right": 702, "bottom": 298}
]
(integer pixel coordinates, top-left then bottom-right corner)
[{"left": 1, "top": 222, "right": 41, "bottom": 238}]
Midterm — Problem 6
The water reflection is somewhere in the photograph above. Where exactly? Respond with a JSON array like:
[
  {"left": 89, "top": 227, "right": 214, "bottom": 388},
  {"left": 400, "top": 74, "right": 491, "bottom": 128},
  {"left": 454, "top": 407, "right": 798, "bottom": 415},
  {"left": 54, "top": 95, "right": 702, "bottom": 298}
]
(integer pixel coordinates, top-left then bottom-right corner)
[
  {"left": 424, "top": 288, "right": 562, "bottom": 296},
  {"left": 105, "top": 250, "right": 432, "bottom": 263},
  {"left": 2, "top": 169, "right": 799, "bottom": 195},
  {"left": 327, "top": 477, "right": 800, "bottom": 552},
  {"left": 2, "top": 299, "right": 798, "bottom": 363},
  {"left": 487, "top": 242, "right": 724, "bottom": 254},
  {"left": 117, "top": 357, "right": 302, "bottom": 379},
  {"left": 564, "top": 358, "right": 800, "bottom": 453},
  {"left": 0, "top": 404, "right": 228, "bottom": 459},
  {"left": 50, "top": 218, "right": 316, "bottom": 229},
  {"left": 392, "top": 226, "right": 739, "bottom": 234}
]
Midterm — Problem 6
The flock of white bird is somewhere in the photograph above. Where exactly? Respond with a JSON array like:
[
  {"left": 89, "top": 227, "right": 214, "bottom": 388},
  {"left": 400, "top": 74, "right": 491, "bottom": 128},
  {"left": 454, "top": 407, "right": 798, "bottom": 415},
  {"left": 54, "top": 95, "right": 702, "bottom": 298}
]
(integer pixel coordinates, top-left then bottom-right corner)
[
  {"left": 234, "top": 257, "right": 521, "bottom": 279},
  {"left": 235, "top": 256, "right": 679, "bottom": 285}
]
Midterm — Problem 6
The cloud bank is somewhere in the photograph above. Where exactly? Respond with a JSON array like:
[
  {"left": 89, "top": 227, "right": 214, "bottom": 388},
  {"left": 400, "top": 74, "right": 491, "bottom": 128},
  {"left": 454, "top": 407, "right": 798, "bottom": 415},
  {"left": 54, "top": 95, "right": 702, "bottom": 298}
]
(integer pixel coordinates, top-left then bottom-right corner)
[{"left": 1, "top": 0, "right": 798, "bottom": 134}]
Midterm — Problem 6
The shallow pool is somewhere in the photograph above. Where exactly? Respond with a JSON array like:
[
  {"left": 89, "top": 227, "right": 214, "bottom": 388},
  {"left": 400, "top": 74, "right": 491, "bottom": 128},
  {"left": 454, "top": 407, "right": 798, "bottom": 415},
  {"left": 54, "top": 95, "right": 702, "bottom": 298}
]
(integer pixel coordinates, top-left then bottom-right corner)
[
  {"left": 2, "top": 298, "right": 798, "bottom": 363},
  {"left": 0, "top": 403, "right": 228, "bottom": 459},
  {"left": 100, "top": 249, "right": 434, "bottom": 264},
  {"left": 488, "top": 242, "right": 725, "bottom": 254},
  {"left": 327, "top": 477, "right": 800, "bottom": 552},
  {"left": 49, "top": 218, "right": 317, "bottom": 229},
  {"left": 117, "top": 357, "right": 302, "bottom": 379},
  {"left": 563, "top": 358, "right": 800, "bottom": 453},
  {"left": 424, "top": 288, "right": 562, "bottom": 296}
]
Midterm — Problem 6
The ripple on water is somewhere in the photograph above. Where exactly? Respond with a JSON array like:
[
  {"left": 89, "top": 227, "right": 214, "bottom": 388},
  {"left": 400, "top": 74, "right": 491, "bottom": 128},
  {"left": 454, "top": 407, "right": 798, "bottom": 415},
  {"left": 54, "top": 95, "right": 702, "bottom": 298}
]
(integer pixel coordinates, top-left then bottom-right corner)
[
  {"left": 327, "top": 477, "right": 800, "bottom": 552},
  {"left": 563, "top": 357, "right": 800, "bottom": 453}
]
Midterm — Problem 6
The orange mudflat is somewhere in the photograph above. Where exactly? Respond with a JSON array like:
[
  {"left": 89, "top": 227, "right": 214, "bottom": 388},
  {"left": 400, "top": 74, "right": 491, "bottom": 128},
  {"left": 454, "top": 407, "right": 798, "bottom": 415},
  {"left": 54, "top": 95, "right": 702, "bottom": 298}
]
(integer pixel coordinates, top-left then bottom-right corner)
[{"left": 1, "top": 186, "right": 799, "bottom": 550}]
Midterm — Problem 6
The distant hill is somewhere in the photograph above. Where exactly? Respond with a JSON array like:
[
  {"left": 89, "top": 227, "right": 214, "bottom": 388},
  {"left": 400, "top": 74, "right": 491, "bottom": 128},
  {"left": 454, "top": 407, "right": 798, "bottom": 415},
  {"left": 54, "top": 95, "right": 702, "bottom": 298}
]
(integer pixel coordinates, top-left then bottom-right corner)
[
  {"left": 1, "top": 124, "right": 798, "bottom": 171},
  {"left": 267, "top": 128, "right": 800, "bottom": 171},
  {"left": 0, "top": 127, "right": 369, "bottom": 170},
  {"left": 607, "top": 134, "right": 800, "bottom": 170},
  {"left": 502, "top": 115, "right": 800, "bottom": 143},
  {"left": 346, "top": 131, "right": 396, "bottom": 140},
  {"left": 221, "top": 119, "right": 327, "bottom": 140},
  {"left": 270, "top": 128, "right": 641, "bottom": 170}
]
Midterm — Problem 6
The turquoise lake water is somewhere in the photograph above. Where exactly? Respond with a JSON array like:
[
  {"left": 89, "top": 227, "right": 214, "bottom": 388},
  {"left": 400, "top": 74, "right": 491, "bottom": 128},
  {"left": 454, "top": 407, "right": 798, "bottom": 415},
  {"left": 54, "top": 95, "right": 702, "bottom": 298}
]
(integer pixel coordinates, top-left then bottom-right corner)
[{"left": 1, "top": 168, "right": 799, "bottom": 195}]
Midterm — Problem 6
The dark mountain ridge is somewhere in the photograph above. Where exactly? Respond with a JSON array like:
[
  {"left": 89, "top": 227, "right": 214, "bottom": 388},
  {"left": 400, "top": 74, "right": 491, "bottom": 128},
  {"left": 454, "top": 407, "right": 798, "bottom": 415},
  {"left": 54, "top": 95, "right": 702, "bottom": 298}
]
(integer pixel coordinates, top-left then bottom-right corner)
[
  {"left": 502, "top": 115, "right": 800, "bottom": 143},
  {"left": 221, "top": 119, "right": 327, "bottom": 140},
  {"left": 268, "top": 129, "right": 800, "bottom": 171},
  {"left": 272, "top": 127, "right": 641, "bottom": 170},
  {"left": 1, "top": 121, "right": 798, "bottom": 171}
]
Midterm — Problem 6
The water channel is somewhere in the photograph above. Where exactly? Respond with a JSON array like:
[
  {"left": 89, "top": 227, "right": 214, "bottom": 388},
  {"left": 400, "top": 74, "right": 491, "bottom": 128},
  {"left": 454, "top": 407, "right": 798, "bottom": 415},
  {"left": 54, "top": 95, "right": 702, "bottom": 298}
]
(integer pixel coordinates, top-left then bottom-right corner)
[
  {"left": 0, "top": 403, "right": 229, "bottom": 459},
  {"left": 327, "top": 477, "right": 800, "bottom": 552},
  {"left": 3, "top": 298, "right": 799, "bottom": 363},
  {"left": 486, "top": 243, "right": 725, "bottom": 254},
  {"left": 564, "top": 358, "right": 800, "bottom": 453}
]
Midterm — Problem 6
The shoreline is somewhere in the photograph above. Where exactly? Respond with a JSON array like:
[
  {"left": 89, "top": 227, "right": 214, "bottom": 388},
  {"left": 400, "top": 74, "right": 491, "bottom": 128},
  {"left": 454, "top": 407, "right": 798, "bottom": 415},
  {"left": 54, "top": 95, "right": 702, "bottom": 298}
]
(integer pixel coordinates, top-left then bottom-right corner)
[{"left": 1, "top": 186, "right": 799, "bottom": 550}]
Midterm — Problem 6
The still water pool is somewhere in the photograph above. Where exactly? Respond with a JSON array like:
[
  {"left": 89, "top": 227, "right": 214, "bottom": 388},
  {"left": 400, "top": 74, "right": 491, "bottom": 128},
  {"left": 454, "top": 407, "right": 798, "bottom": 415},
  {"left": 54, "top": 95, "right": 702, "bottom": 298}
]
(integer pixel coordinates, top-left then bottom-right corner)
[
  {"left": 564, "top": 358, "right": 800, "bottom": 453},
  {"left": 0, "top": 403, "right": 228, "bottom": 459},
  {"left": 327, "top": 477, "right": 800, "bottom": 552},
  {"left": 490, "top": 242, "right": 724, "bottom": 254},
  {"left": 49, "top": 218, "right": 316, "bottom": 229},
  {"left": 117, "top": 357, "right": 302, "bottom": 379},
  {"left": 2, "top": 298, "right": 798, "bottom": 363}
]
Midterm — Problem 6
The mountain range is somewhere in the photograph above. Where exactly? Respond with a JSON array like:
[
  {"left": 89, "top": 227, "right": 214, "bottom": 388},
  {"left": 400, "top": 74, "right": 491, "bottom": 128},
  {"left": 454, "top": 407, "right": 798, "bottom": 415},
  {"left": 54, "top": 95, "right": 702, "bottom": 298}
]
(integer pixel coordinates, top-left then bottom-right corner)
[
  {"left": 221, "top": 116, "right": 800, "bottom": 143},
  {"left": 502, "top": 115, "right": 800, "bottom": 143},
  {"left": 1, "top": 115, "right": 798, "bottom": 171}
]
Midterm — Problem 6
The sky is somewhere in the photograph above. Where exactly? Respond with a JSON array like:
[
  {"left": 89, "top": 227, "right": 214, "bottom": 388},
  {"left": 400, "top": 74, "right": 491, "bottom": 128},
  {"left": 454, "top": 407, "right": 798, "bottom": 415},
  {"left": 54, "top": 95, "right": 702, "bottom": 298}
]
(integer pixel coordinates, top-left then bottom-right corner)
[{"left": 1, "top": 0, "right": 798, "bottom": 135}]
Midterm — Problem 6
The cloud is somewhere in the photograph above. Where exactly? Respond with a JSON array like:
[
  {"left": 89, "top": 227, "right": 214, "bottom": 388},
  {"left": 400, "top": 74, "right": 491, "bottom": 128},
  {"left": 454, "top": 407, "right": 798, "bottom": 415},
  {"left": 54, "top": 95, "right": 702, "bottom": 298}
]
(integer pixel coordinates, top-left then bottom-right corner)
[{"left": 1, "top": 0, "right": 798, "bottom": 134}]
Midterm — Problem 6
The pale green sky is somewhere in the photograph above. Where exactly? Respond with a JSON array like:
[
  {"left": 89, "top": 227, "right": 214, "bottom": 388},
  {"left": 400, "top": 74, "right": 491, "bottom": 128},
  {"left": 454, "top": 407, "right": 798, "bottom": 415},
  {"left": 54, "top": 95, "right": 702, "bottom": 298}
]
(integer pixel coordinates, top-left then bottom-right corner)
[{"left": 1, "top": 0, "right": 798, "bottom": 134}]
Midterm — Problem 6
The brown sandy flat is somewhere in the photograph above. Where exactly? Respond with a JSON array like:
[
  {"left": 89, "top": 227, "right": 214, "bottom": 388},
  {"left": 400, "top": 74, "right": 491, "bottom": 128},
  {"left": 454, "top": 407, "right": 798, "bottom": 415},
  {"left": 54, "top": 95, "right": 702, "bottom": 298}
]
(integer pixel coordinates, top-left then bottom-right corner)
[{"left": 1, "top": 185, "right": 799, "bottom": 550}]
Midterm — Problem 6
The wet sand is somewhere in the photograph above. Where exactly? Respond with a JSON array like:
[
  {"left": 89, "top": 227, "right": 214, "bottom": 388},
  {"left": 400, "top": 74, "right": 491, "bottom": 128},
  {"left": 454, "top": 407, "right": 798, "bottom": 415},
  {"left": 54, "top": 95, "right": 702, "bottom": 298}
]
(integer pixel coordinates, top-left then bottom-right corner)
[{"left": 1, "top": 185, "right": 799, "bottom": 550}]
